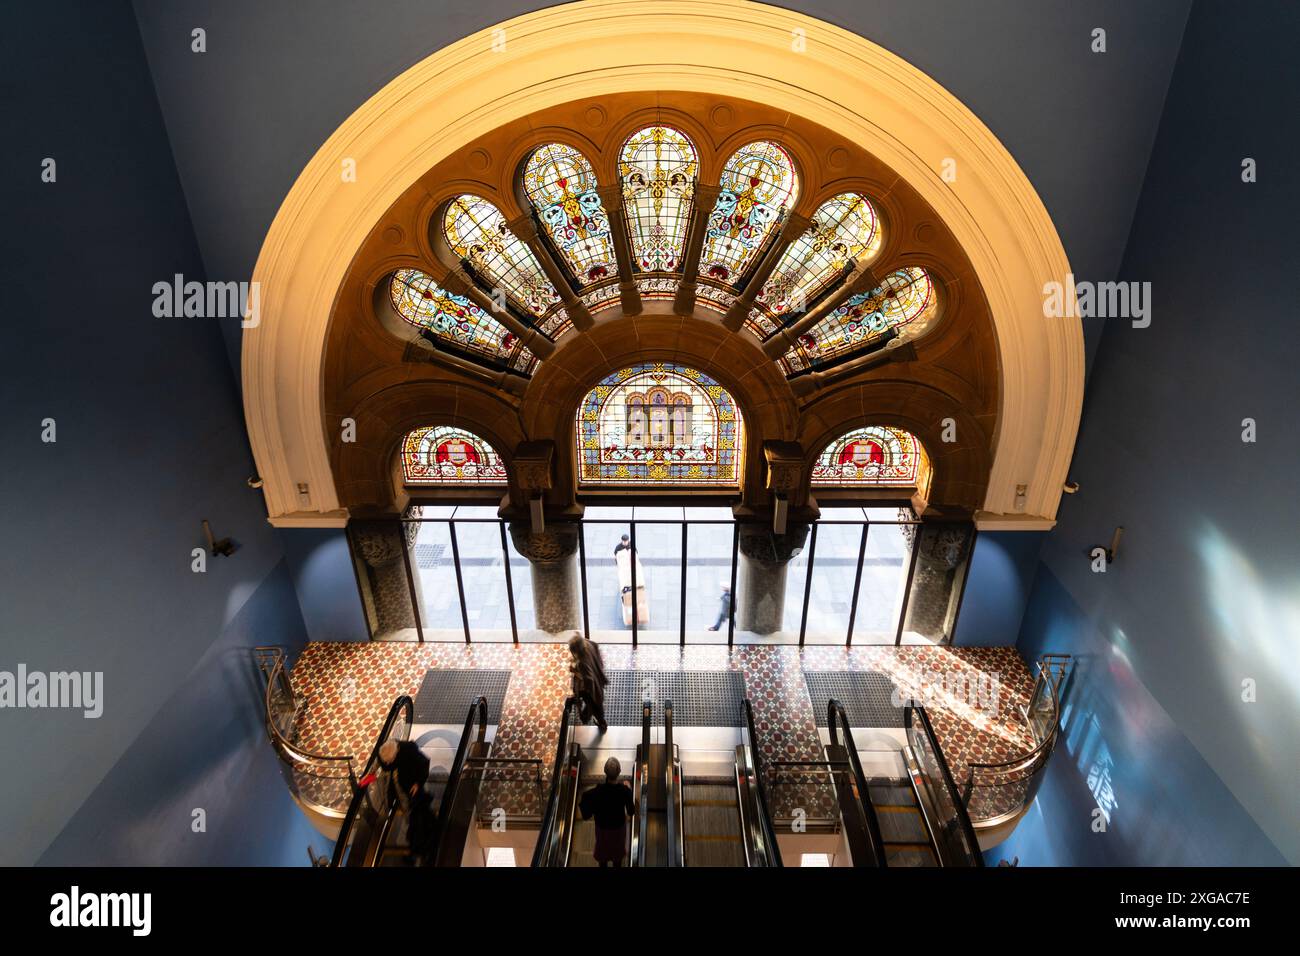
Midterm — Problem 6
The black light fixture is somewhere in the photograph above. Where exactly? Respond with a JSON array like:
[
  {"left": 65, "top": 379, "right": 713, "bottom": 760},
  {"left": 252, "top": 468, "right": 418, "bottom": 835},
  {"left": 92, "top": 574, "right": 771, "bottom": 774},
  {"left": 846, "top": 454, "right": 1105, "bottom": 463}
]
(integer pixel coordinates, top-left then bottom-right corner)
[{"left": 202, "top": 519, "right": 237, "bottom": 557}]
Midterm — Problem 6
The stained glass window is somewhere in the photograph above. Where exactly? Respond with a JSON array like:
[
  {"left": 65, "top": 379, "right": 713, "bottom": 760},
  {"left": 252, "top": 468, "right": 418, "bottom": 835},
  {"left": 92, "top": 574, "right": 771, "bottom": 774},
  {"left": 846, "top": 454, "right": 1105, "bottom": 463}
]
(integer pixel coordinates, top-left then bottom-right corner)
[
  {"left": 402, "top": 425, "right": 508, "bottom": 485},
  {"left": 389, "top": 269, "right": 538, "bottom": 374},
  {"left": 619, "top": 126, "right": 699, "bottom": 273},
  {"left": 443, "top": 194, "right": 562, "bottom": 319},
  {"left": 576, "top": 363, "right": 744, "bottom": 485},
  {"left": 782, "top": 266, "right": 937, "bottom": 371},
  {"left": 811, "top": 425, "right": 926, "bottom": 486},
  {"left": 756, "top": 192, "right": 882, "bottom": 320},
  {"left": 699, "top": 141, "right": 798, "bottom": 285},
  {"left": 522, "top": 144, "right": 616, "bottom": 286}
]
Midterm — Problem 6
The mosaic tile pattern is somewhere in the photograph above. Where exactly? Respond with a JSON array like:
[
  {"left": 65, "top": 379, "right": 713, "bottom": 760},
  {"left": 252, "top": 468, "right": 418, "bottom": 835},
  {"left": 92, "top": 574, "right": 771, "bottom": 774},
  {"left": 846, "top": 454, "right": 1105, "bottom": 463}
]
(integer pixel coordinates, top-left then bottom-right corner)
[{"left": 284, "top": 641, "right": 1035, "bottom": 822}]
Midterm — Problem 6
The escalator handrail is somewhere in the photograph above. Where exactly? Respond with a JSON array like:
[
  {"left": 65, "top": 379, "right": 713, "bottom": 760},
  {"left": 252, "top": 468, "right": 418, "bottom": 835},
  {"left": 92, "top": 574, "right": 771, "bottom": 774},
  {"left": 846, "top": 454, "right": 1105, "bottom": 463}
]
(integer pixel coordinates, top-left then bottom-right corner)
[
  {"left": 665, "top": 700, "right": 683, "bottom": 867},
  {"left": 328, "top": 694, "right": 415, "bottom": 867},
  {"left": 530, "top": 696, "right": 581, "bottom": 867},
  {"left": 905, "top": 703, "right": 984, "bottom": 867},
  {"left": 742, "top": 699, "right": 784, "bottom": 868},
  {"left": 434, "top": 695, "right": 490, "bottom": 860},
  {"left": 826, "top": 698, "right": 888, "bottom": 867},
  {"left": 633, "top": 700, "right": 652, "bottom": 867}
]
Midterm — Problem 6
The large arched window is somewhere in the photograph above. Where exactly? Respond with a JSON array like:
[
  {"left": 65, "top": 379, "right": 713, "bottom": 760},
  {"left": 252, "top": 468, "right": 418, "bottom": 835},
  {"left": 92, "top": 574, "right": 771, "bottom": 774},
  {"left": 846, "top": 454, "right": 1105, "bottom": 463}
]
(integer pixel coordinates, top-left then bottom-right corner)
[
  {"left": 700, "top": 141, "right": 799, "bottom": 284},
  {"left": 402, "top": 425, "right": 508, "bottom": 485},
  {"left": 521, "top": 143, "right": 615, "bottom": 286},
  {"left": 780, "top": 266, "right": 938, "bottom": 374},
  {"left": 754, "top": 192, "right": 882, "bottom": 322},
  {"left": 811, "top": 425, "right": 930, "bottom": 489},
  {"left": 576, "top": 363, "right": 744, "bottom": 485},
  {"left": 619, "top": 125, "right": 699, "bottom": 274},
  {"left": 442, "top": 194, "right": 563, "bottom": 322},
  {"left": 389, "top": 269, "right": 538, "bottom": 374}
]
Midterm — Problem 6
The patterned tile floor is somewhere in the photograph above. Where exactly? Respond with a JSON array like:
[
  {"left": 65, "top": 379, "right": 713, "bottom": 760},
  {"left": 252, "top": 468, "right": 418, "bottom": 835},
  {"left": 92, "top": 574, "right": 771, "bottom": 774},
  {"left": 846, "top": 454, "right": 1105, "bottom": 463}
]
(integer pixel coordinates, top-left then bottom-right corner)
[{"left": 287, "top": 641, "right": 1036, "bottom": 819}]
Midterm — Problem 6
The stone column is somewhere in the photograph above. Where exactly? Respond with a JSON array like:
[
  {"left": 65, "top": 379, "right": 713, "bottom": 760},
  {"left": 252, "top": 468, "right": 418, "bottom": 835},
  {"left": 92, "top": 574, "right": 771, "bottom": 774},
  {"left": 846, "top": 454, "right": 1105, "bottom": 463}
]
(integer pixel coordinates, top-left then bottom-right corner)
[
  {"left": 352, "top": 514, "right": 425, "bottom": 639},
  {"left": 900, "top": 519, "right": 974, "bottom": 642},
  {"left": 735, "top": 522, "right": 810, "bottom": 635},
  {"left": 508, "top": 521, "right": 582, "bottom": 634}
]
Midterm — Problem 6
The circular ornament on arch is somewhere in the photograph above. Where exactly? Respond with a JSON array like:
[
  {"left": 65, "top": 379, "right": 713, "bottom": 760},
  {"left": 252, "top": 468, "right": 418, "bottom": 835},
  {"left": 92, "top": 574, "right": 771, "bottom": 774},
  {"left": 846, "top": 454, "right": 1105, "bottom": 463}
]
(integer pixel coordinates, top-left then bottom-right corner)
[
  {"left": 468, "top": 148, "right": 492, "bottom": 172},
  {"left": 709, "top": 103, "right": 734, "bottom": 128}
]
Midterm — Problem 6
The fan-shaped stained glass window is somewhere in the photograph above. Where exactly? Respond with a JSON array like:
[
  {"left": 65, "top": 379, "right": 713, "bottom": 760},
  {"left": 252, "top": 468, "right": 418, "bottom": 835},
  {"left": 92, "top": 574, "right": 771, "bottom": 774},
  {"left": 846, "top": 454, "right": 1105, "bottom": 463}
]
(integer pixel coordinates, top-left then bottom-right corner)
[
  {"left": 811, "top": 425, "right": 927, "bottom": 486},
  {"left": 576, "top": 363, "right": 743, "bottom": 485},
  {"left": 443, "top": 195, "right": 562, "bottom": 319},
  {"left": 389, "top": 269, "right": 538, "bottom": 375},
  {"left": 781, "top": 266, "right": 938, "bottom": 373},
  {"left": 522, "top": 144, "right": 615, "bottom": 286},
  {"left": 699, "top": 141, "right": 799, "bottom": 285},
  {"left": 756, "top": 192, "right": 882, "bottom": 320},
  {"left": 402, "top": 425, "right": 508, "bottom": 485},
  {"left": 620, "top": 126, "right": 699, "bottom": 273}
]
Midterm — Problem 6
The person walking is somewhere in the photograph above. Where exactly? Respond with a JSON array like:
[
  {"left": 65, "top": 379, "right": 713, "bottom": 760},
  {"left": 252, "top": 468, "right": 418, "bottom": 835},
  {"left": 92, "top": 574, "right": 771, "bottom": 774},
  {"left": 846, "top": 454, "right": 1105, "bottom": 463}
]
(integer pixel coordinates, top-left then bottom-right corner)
[
  {"left": 579, "top": 757, "right": 635, "bottom": 867},
  {"left": 707, "top": 582, "right": 731, "bottom": 631},
  {"left": 568, "top": 631, "right": 609, "bottom": 733},
  {"left": 613, "top": 533, "right": 631, "bottom": 556}
]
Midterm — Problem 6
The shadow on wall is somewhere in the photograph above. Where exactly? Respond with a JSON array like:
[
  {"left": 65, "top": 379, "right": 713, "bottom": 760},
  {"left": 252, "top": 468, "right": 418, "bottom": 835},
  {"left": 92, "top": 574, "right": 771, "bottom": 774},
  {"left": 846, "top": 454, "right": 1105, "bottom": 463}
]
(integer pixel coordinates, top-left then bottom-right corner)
[
  {"left": 37, "top": 562, "right": 326, "bottom": 867},
  {"left": 986, "top": 567, "right": 1287, "bottom": 867}
]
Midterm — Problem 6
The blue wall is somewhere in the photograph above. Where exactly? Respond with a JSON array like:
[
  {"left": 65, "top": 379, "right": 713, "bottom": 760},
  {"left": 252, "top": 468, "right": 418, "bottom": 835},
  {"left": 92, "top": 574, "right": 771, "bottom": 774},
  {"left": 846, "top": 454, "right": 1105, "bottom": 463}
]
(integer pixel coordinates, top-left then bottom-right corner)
[
  {"left": 38, "top": 563, "right": 327, "bottom": 866},
  {"left": 993, "top": 0, "right": 1298, "bottom": 866},
  {"left": 953, "top": 532, "right": 1045, "bottom": 647},
  {"left": 280, "top": 529, "right": 371, "bottom": 643},
  {"left": 0, "top": 1, "right": 318, "bottom": 865}
]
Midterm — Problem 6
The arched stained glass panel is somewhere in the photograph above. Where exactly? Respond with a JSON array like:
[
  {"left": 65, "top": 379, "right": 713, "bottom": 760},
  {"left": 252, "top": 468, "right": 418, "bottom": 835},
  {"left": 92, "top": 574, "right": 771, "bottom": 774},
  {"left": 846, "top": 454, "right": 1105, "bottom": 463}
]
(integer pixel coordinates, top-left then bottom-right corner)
[
  {"left": 756, "top": 192, "right": 882, "bottom": 320},
  {"left": 700, "top": 141, "right": 798, "bottom": 285},
  {"left": 811, "top": 425, "right": 923, "bottom": 486},
  {"left": 784, "top": 266, "right": 937, "bottom": 372},
  {"left": 576, "top": 363, "right": 743, "bottom": 485},
  {"left": 389, "top": 269, "right": 538, "bottom": 374},
  {"left": 443, "top": 195, "right": 561, "bottom": 319},
  {"left": 619, "top": 126, "right": 699, "bottom": 273},
  {"left": 402, "top": 425, "right": 508, "bottom": 485},
  {"left": 522, "top": 144, "right": 615, "bottom": 286}
]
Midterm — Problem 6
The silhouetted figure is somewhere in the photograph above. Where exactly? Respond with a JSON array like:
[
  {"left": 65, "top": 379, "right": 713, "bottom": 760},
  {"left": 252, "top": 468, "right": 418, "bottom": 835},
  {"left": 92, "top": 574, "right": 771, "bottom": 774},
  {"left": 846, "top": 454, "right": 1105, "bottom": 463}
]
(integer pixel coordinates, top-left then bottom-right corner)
[
  {"left": 568, "top": 632, "right": 609, "bottom": 733},
  {"left": 579, "top": 757, "right": 635, "bottom": 867},
  {"left": 613, "top": 534, "right": 631, "bottom": 556},
  {"left": 375, "top": 739, "right": 436, "bottom": 861},
  {"left": 707, "top": 583, "right": 731, "bottom": 631}
]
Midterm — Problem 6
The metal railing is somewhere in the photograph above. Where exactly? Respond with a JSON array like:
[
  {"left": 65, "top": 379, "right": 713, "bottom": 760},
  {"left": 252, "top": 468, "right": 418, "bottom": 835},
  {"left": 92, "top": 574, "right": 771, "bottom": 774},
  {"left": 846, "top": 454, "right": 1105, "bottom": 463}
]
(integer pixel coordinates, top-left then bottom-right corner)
[
  {"left": 254, "top": 647, "right": 358, "bottom": 820},
  {"left": 741, "top": 699, "right": 784, "bottom": 867},
  {"left": 328, "top": 693, "right": 414, "bottom": 867},
  {"left": 959, "top": 654, "right": 1070, "bottom": 828},
  {"left": 383, "top": 507, "right": 957, "bottom": 646}
]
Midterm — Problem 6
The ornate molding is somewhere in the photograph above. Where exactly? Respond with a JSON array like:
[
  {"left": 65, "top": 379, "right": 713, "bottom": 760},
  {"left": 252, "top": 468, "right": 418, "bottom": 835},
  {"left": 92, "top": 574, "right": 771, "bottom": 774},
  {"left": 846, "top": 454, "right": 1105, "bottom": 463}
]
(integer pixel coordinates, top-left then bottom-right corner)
[{"left": 243, "top": 0, "right": 1083, "bottom": 529}]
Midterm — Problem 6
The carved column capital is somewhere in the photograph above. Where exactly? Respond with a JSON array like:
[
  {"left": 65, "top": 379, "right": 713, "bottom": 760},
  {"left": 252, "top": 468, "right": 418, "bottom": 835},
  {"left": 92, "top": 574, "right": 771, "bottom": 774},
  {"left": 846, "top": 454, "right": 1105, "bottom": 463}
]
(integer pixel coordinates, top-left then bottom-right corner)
[
  {"left": 763, "top": 439, "right": 808, "bottom": 508},
  {"left": 508, "top": 521, "right": 580, "bottom": 563},
  {"left": 737, "top": 522, "right": 811, "bottom": 565}
]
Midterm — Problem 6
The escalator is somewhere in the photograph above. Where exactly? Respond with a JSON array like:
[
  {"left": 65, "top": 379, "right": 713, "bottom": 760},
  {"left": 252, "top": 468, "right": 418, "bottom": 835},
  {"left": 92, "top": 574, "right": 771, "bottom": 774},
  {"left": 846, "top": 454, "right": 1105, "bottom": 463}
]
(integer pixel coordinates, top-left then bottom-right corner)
[
  {"left": 329, "top": 695, "right": 415, "bottom": 867},
  {"left": 533, "top": 696, "right": 781, "bottom": 867},
  {"left": 531, "top": 697, "right": 586, "bottom": 867},
  {"left": 825, "top": 698, "right": 983, "bottom": 868},
  {"left": 676, "top": 701, "right": 783, "bottom": 866},
  {"left": 329, "top": 695, "right": 492, "bottom": 867}
]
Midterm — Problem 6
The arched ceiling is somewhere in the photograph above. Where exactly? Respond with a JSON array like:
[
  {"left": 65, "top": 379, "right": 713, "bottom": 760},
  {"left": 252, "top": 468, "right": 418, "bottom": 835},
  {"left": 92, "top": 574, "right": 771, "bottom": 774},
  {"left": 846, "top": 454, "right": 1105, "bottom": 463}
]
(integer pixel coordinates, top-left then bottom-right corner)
[
  {"left": 243, "top": 1, "right": 1084, "bottom": 529},
  {"left": 324, "top": 91, "right": 1000, "bottom": 516}
]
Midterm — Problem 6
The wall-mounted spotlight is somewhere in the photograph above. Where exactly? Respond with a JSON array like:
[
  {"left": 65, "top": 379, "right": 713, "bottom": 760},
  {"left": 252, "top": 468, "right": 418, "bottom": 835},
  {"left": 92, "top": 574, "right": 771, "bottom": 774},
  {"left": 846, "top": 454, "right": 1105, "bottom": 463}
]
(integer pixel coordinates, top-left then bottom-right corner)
[
  {"left": 202, "top": 519, "right": 237, "bottom": 557},
  {"left": 1090, "top": 526, "right": 1123, "bottom": 564},
  {"left": 246, "top": 475, "right": 264, "bottom": 489},
  {"left": 1062, "top": 481, "right": 1079, "bottom": 495}
]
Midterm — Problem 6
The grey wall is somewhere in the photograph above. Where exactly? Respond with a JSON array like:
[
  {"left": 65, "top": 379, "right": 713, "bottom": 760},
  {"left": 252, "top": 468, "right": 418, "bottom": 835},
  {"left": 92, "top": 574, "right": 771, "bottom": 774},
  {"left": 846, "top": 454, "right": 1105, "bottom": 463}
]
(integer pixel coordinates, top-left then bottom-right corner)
[
  {"left": 996, "top": 0, "right": 1299, "bottom": 865},
  {"left": 0, "top": 1, "right": 316, "bottom": 865},
  {"left": 131, "top": 0, "right": 1190, "bottom": 374}
]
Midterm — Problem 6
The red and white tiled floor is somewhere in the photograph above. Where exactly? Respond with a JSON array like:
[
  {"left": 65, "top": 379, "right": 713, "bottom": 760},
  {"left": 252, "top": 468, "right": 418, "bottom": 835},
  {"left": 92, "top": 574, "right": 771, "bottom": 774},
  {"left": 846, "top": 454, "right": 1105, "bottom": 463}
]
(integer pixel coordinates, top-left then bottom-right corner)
[{"left": 287, "top": 640, "right": 1036, "bottom": 820}]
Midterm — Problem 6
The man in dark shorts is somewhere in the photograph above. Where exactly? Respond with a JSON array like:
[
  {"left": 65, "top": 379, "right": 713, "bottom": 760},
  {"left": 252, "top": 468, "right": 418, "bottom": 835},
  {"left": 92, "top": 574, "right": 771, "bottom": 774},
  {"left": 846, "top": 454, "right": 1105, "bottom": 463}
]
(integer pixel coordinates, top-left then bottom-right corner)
[{"left": 579, "top": 756, "right": 635, "bottom": 867}]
